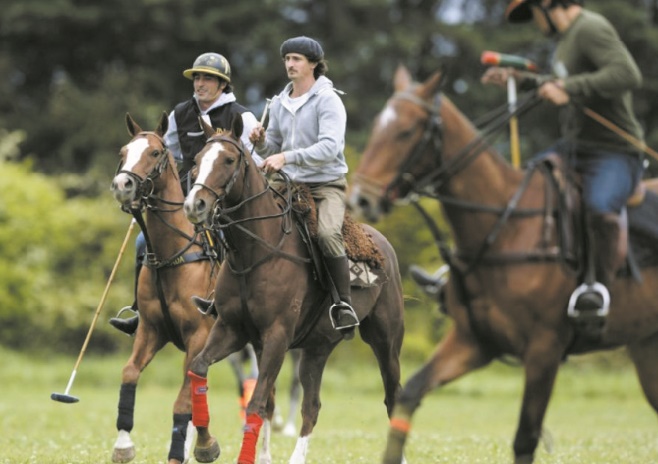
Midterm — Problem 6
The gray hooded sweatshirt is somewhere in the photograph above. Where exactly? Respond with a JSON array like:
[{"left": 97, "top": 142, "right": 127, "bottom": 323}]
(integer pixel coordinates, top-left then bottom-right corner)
[{"left": 256, "top": 75, "right": 348, "bottom": 183}]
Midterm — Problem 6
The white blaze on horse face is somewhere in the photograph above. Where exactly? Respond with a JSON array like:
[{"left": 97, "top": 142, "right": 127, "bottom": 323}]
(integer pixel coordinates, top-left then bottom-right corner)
[
  {"left": 378, "top": 105, "right": 398, "bottom": 130},
  {"left": 196, "top": 144, "right": 224, "bottom": 183},
  {"left": 122, "top": 138, "right": 150, "bottom": 172}
]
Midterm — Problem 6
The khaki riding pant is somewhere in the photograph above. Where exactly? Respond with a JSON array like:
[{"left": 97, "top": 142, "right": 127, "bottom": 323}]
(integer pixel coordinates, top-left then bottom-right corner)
[{"left": 309, "top": 177, "right": 347, "bottom": 258}]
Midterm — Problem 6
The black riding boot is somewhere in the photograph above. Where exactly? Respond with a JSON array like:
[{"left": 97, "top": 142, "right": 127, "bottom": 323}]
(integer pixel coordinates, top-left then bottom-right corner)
[
  {"left": 325, "top": 255, "right": 360, "bottom": 338},
  {"left": 572, "top": 212, "right": 622, "bottom": 314},
  {"left": 110, "top": 261, "right": 142, "bottom": 336}
]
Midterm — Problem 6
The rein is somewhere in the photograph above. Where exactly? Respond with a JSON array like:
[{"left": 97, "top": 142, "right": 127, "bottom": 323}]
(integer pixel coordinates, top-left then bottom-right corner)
[
  {"left": 194, "top": 136, "right": 311, "bottom": 276},
  {"left": 389, "top": 91, "right": 571, "bottom": 274},
  {"left": 118, "top": 131, "right": 218, "bottom": 350}
]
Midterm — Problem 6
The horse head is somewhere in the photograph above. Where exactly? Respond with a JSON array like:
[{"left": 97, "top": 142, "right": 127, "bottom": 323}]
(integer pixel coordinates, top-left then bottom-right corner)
[
  {"left": 348, "top": 65, "right": 448, "bottom": 222},
  {"left": 183, "top": 113, "right": 246, "bottom": 225},
  {"left": 111, "top": 112, "right": 171, "bottom": 208}
]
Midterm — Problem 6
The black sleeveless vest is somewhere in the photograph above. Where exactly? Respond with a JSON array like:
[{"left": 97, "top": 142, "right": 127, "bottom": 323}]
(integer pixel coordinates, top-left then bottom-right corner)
[{"left": 173, "top": 98, "right": 249, "bottom": 173}]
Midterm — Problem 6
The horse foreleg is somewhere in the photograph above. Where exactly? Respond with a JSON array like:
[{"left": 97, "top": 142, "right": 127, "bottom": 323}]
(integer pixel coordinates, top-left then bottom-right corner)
[
  {"left": 512, "top": 338, "right": 563, "bottom": 464},
  {"left": 188, "top": 319, "right": 245, "bottom": 463},
  {"left": 237, "top": 337, "right": 288, "bottom": 464},
  {"left": 382, "top": 327, "right": 490, "bottom": 464},
  {"left": 112, "top": 330, "right": 164, "bottom": 463},
  {"left": 166, "top": 335, "right": 209, "bottom": 464}
]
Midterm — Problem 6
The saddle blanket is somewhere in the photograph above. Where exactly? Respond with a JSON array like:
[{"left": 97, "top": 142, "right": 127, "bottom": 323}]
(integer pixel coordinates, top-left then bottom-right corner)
[{"left": 349, "top": 259, "right": 379, "bottom": 288}]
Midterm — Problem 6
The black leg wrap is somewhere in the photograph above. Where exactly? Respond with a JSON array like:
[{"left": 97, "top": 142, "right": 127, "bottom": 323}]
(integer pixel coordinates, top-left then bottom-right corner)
[
  {"left": 168, "top": 413, "right": 192, "bottom": 462},
  {"left": 116, "top": 383, "right": 137, "bottom": 432}
]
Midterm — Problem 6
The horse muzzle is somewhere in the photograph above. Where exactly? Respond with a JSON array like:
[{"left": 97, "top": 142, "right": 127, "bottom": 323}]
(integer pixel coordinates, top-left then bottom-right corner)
[
  {"left": 111, "top": 173, "right": 139, "bottom": 207},
  {"left": 347, "top": 184, "right": 391, "bottom": 223},
  {"left": 184, "top": 194, "right": 211, "bottom": 225}
]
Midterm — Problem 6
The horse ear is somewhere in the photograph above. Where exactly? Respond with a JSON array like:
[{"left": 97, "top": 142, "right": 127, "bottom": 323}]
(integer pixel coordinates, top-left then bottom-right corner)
[
  {"left": 419, "top": 71, "right": 445, "bottom": 100},
  {"left": 126, "top": 113, "right": 142, "bottom": 136},
  {"left": 155, "top": 111, "right": 169, "bottom": 137},
  {"left": 198, "top": 116, "right": 215, "bottom": 139},
  {"left": 394, "top": 64, "right": 412, "bottom": 91},
  {"left": 231, "top": 113, "right": 244, "bottom": 140}
]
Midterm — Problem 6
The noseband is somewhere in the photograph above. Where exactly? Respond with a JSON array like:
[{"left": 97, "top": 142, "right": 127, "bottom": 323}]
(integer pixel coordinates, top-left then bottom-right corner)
[{"left": 190, "top": 135, "right": 253, "bottom": 213}]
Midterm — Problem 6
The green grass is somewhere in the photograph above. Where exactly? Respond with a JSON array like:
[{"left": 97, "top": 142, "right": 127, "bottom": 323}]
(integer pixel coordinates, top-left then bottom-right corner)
[{"left": 1, "top": 343, "right": 656, "bottom": 464}]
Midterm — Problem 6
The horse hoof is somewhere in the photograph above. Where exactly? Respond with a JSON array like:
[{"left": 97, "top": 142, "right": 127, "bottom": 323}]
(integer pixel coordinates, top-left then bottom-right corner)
[
  {"left": 112, "top": 446, "right": 136, "bottom": 463},
  {"left": 194, "top": 436, "right": 220, "bottom": 463},
  {"left": 282, "top": 423, "right": 297, "bottom": 437}
]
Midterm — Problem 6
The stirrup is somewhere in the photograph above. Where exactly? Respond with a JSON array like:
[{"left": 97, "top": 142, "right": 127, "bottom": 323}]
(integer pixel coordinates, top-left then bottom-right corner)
[
  {"left": 409, "top": 264, "right": 449, "bottom": 296},
  {"left": 567, "top": 282, "right": 610, "bottom": 319},
  {"left": 113, "top": 305, "right": 137, "bottom": 319},
  {"left": 192, "top": 295, "right": 216, "bottom": 316},
  {"left": 329, "top": 302, "right": 360, "bottom": 331}
]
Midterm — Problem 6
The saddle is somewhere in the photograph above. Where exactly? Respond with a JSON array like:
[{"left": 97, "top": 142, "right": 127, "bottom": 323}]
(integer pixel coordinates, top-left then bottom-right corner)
[
  {"left": 278, "top": 182, "right": 386, "bottom": 288},
  {"left": 540, "top": 153, "right": 658, "bottom": 279}
]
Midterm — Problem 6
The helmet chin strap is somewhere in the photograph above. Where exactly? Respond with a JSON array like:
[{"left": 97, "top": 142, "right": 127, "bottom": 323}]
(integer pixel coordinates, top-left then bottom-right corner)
[{"left": 539, "top": 4, "right": 559, "bottom": 35}]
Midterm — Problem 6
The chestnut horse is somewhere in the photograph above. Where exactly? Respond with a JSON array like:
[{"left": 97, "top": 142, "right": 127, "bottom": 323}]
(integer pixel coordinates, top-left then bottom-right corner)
[
  {"left": 348, "top": 65, "right": 658, "bottom": 464},
  {"left": 183, "top": 115, "right": 405, "bottom": 464},
  {"left": 110, "top": 113, "right": 219, "bottom": 464}
]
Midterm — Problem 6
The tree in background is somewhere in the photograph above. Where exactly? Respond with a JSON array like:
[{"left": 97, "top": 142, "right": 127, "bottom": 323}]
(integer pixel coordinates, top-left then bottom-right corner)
[{"left": 1, "top": 0, "right": 657, "bottom": 352}]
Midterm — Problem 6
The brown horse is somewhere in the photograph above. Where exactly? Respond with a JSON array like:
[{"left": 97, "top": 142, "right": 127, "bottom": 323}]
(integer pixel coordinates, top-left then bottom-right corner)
[
  {"left": 182, "top": 115, "right": 405, "bottom": 464},
  {"left": 348, "top": 65, "right": 658, "bottom": 464},
  {"left": 110, "top": 113, "right": 219, "bottom": 464}
]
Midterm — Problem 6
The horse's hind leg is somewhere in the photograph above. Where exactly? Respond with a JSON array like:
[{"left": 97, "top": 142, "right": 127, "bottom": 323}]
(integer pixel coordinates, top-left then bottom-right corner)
[
  {"left": 358, "top": 306, "right": 404, "bottom": 418},
  {"left": 628, "top": 332, "right": 658, "bottom": 414},
  {"left": 289, "top": 348, "right": 333, "bottom": 464},
  {"left": 112, "top": 329, "right": 165, "bottom": 463},
  {"left": 274, "top": 349, "right": 301, "bottom": 436},
  {"left": 382, "top": 326, "right": 490, "bottom": 464}
]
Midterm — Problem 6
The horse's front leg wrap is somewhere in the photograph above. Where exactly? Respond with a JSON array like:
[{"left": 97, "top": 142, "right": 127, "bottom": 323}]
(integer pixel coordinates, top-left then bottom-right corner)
[
  {"left": 117, "top": 383, "right": 137, "bottom": 432},
  {"left": 237, "top": 413, "right": 264, "bottom": 464},
  {"left": 188, "top": 370, "right": 210, "bottom": 428},
  {"left": 382, "top": 405, "right": 412, "bottom": 464}
]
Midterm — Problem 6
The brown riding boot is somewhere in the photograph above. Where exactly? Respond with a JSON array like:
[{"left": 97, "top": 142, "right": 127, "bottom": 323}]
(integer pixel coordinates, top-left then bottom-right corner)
[
  {"left": 325, "top": 255, "right": 360, "bottom": 339},
  {"left": 572, "top": 212, "right": 623, "bottom": 313}
]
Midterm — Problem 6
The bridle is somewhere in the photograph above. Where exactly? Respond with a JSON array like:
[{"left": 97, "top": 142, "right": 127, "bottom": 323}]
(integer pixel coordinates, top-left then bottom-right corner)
[
  {"left": 116, "top": 131, "right": 180, "bottom": 213},
  {"left": 383, "top": 91, "right": 445, "bottom": 203},
  {"left": 190, "top": 134, "right": 281, "bottom": 229},
  {"left": 190, "top": 134, "right": 307, "bottom": 276}
]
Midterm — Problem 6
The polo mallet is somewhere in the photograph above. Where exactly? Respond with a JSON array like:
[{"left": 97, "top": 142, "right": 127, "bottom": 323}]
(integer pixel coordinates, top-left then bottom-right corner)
[
  {"left": 260, "top": 98, "right": 272, "bottom": 126},
  {"left": 51, "top": 219, "right": 136, "bottom": 404},
  {"left": 481, "top": 51, "right": 538, "bottom": 168}
]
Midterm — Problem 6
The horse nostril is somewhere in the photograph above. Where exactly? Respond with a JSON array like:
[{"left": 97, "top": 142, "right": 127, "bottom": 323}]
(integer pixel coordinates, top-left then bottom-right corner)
[{"left": 195, "top": 198, "right": 207, "bottom": 212}]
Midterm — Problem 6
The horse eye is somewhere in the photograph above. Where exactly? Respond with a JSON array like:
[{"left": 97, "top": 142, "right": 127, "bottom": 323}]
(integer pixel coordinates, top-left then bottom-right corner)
[
  {"left": 226, "top": 156, "right": 236, "bottom": 165},
  {"left": 397, "top": 128, "right": 416, "bottom": 141},
  {"left": 150, "top": 150, "right": 160, "bottom": 158}
]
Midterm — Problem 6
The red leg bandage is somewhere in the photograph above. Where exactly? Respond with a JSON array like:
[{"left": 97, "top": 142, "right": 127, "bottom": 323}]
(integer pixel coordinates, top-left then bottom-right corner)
[
  {"left": 188, "top": 370, "right": 210, "bottom": 428},
  {"left": 237, "top": 413, "right": 264, "bottom": 464}
]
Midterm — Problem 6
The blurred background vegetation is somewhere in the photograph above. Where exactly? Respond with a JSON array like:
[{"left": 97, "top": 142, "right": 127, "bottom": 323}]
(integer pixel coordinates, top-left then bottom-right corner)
[{"left": 1, "top": 0, "right": 657, "bottom": 358}]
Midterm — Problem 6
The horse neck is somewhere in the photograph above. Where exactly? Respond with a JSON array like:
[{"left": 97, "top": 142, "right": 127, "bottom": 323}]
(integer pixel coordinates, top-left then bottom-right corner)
[
  {"left": 439, "top": 98, "right": 528, "bottom": 248},
  {"left": 144, "top": 157, "right": 196, "bottom": 256},
  {"left": 224, "top": 169, "right": 294, "bottom": 263}
]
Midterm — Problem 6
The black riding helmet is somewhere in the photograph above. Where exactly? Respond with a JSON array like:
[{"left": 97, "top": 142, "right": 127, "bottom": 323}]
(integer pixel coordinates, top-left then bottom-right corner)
[{"left": 505, "top": 0, "right": 584, "bottom": 23}]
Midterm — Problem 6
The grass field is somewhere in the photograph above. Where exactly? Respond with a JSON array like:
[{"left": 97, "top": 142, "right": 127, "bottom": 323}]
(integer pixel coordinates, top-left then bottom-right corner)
[{"left": 1, "top": 342, "right": 656, "bottom": 464}]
